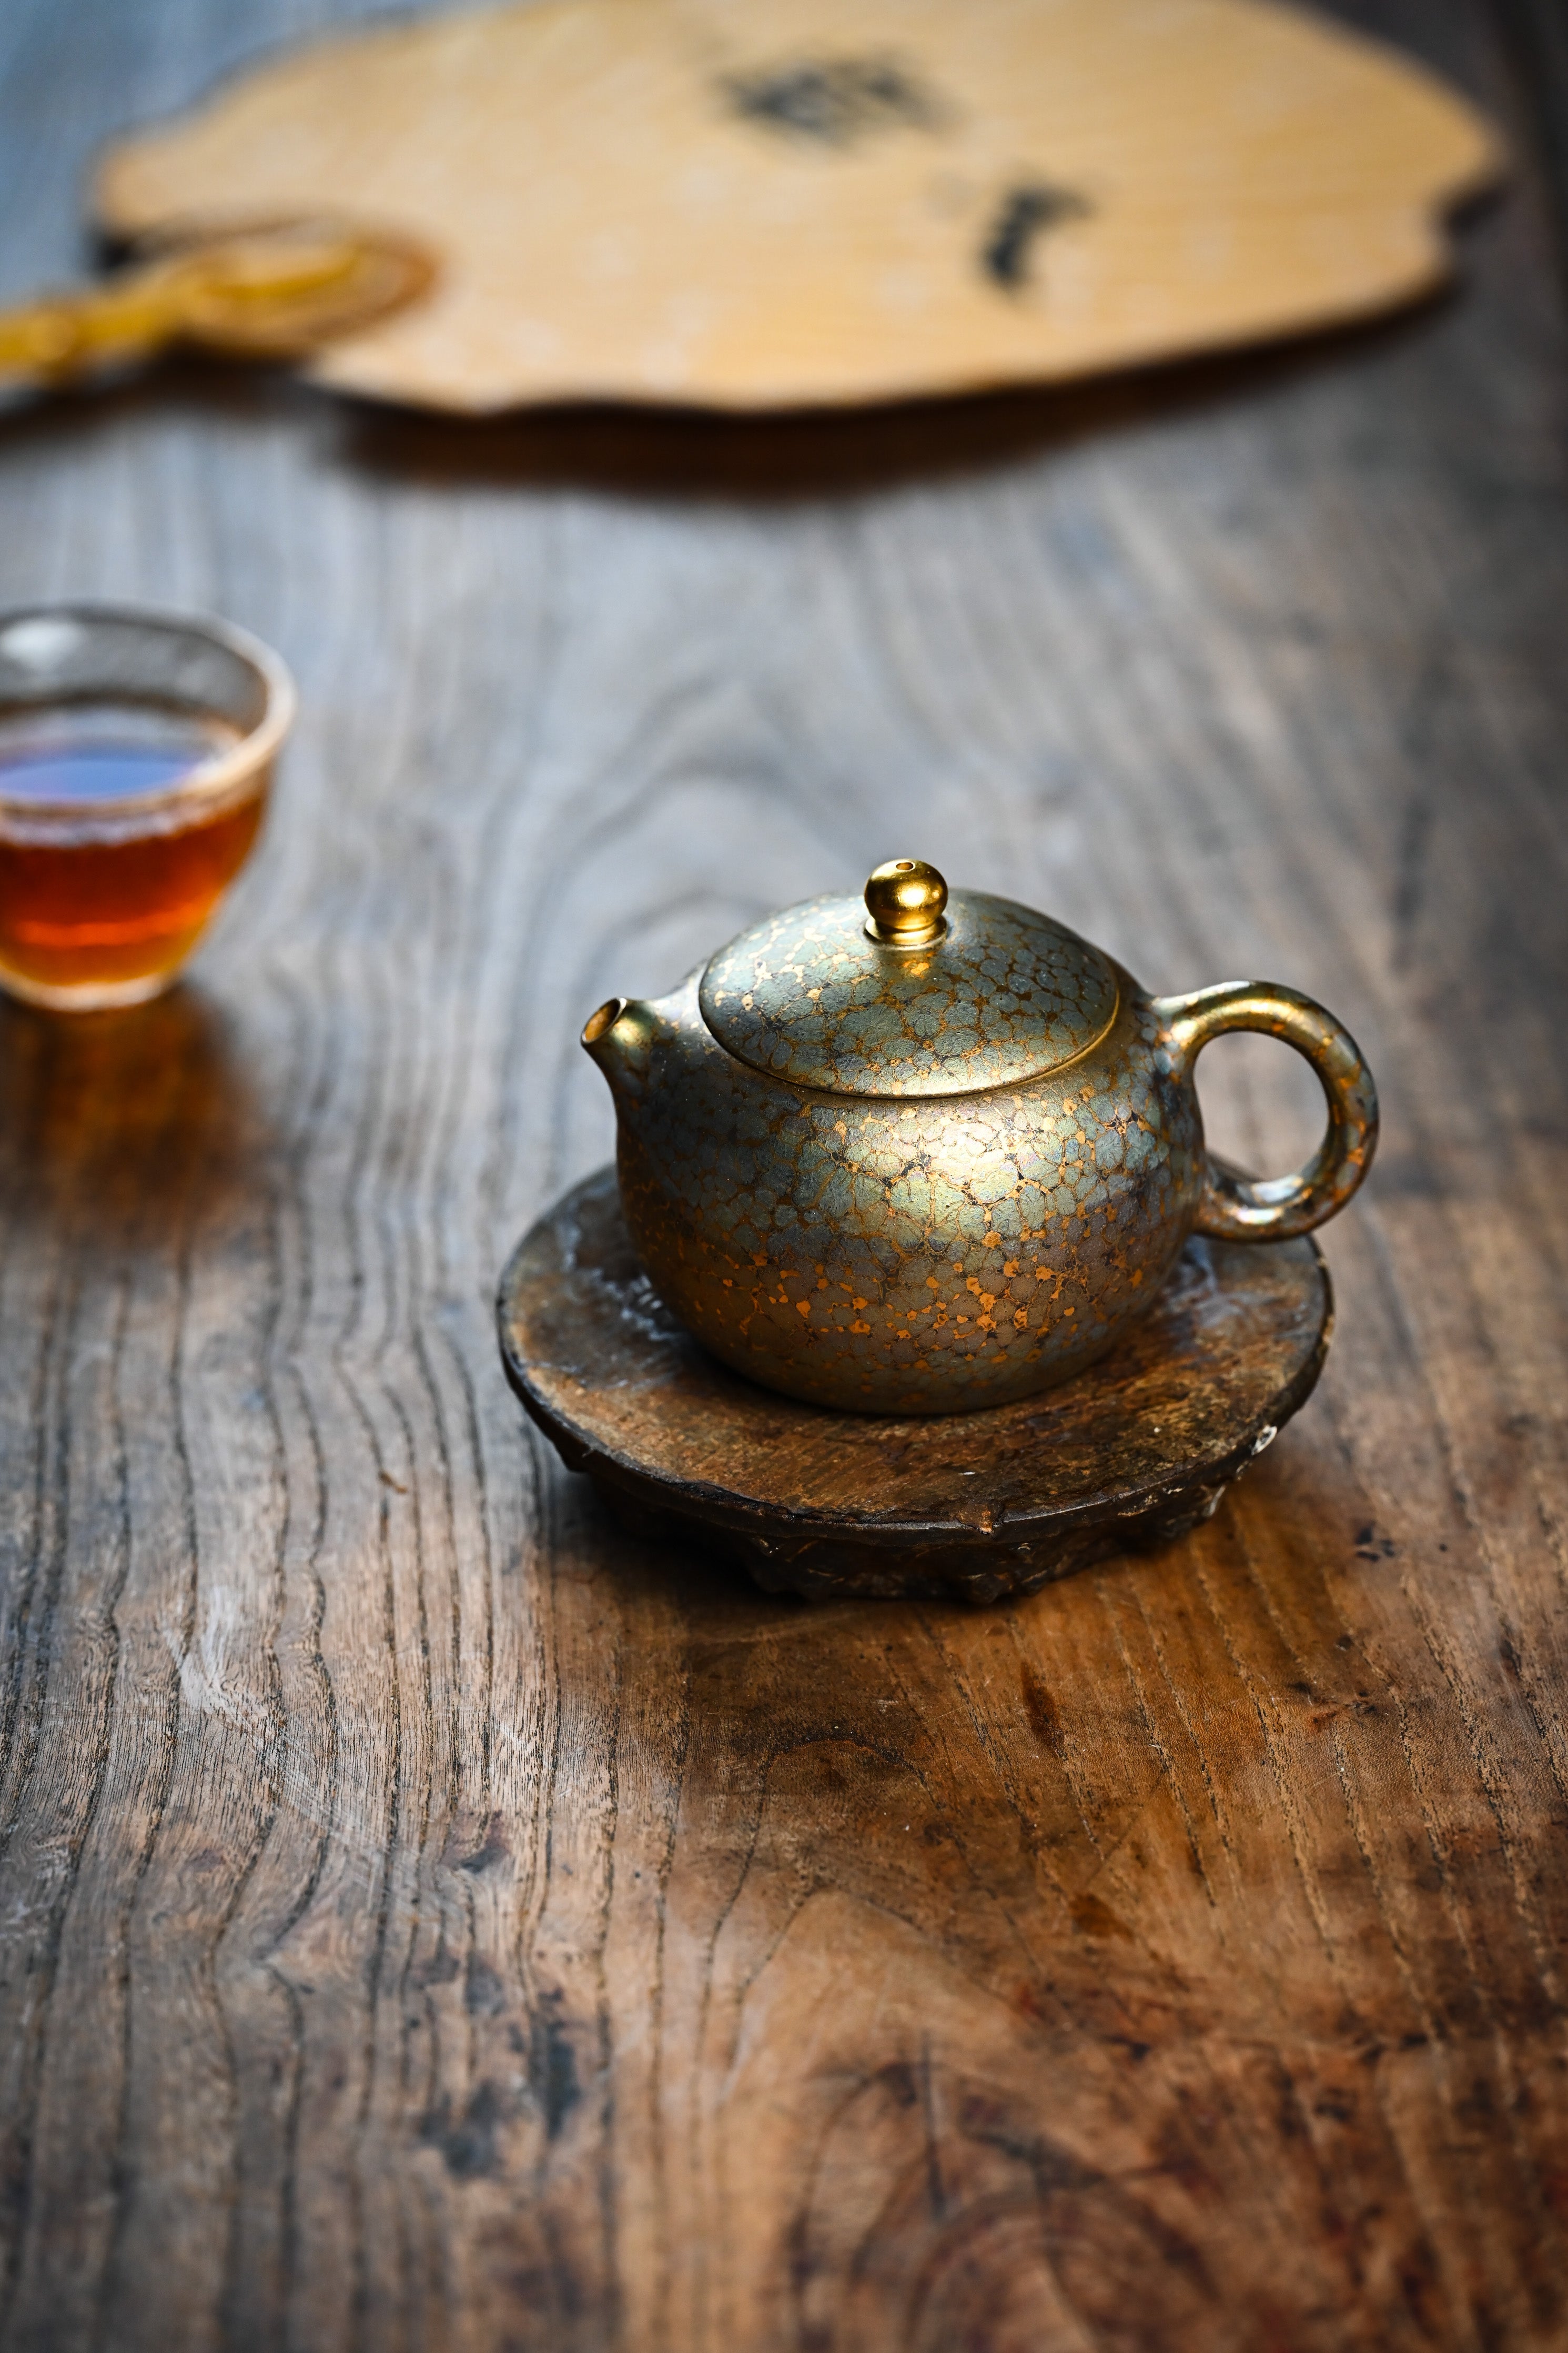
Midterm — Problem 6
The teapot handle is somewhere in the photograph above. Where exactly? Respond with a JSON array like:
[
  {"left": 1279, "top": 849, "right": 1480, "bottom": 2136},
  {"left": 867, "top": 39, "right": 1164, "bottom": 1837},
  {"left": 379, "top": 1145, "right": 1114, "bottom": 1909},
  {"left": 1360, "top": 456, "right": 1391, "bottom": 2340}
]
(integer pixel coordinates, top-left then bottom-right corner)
[{"left": 1151, "top": 982, "right": 1379, "bottom": 1242}]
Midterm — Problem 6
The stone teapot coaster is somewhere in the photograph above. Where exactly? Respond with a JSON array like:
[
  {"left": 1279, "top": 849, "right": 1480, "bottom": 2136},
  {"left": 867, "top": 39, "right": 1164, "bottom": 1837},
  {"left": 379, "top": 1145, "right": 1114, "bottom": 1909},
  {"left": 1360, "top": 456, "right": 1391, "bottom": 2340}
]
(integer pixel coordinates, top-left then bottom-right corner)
[
  {"left": 95, "top": 0, "right": 1499, "bottom": 416},
  {"left": 497, "top": 1165, "right": 1332, "bottom": 1606}
]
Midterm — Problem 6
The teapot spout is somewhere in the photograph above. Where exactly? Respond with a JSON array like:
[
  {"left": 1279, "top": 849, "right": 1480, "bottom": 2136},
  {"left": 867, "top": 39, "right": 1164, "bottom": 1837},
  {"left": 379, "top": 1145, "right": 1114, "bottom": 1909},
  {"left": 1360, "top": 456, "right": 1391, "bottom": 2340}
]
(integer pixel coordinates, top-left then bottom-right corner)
[{"left": 580, "top": 994, "right": 664, "bottom": 1098}]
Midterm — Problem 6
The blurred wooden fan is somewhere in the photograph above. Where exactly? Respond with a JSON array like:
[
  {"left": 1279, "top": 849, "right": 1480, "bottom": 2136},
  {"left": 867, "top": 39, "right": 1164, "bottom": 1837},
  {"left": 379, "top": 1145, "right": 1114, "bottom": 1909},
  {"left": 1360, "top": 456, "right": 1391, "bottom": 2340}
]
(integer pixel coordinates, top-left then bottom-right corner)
[
  {"left": 95, "top": 0, "right": 1502, "bottom": 416},
  {"left": 0, "top": 219, "right": 434, "bottom": 387}
]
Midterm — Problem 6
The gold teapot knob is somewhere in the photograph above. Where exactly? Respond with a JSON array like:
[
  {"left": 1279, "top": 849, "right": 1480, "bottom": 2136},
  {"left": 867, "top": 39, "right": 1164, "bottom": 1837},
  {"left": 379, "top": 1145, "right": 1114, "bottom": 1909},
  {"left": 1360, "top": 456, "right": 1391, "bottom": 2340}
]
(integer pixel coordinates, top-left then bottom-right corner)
[{"left": 864, "top": 859, "right": 948, "bottom": 948}]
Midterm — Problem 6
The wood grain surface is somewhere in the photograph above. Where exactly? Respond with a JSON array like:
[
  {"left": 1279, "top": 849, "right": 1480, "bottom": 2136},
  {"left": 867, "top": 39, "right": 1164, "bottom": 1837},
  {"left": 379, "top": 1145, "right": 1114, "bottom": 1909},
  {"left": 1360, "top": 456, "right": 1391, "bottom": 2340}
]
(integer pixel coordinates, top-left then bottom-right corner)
[{"left": 2, "top": 1, "right": 1566, "bottom": 2347}]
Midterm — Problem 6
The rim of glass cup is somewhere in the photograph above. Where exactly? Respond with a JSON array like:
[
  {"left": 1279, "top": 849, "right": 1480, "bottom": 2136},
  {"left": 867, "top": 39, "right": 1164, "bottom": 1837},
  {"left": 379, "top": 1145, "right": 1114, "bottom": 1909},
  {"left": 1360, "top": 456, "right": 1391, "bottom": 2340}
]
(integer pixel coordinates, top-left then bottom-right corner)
[{"left": 0, "top": 602, "right": 296, "bottom": 844}]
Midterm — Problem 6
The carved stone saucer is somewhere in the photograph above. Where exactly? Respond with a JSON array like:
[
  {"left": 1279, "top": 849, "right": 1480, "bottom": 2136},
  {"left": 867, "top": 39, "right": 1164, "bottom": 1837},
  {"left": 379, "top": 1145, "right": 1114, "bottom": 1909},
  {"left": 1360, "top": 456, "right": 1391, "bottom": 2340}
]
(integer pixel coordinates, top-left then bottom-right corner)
[{"left": 497, "top": 1167, "right": 1332, "bottom": 1606}]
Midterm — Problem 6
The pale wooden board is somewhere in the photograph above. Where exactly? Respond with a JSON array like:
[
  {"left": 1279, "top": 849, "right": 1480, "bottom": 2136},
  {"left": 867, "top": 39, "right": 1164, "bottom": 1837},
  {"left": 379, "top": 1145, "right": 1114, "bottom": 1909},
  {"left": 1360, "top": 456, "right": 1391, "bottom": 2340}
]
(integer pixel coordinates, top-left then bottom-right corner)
[{"left": 95, "top": 0, "right": 1502, "bottom": 413}]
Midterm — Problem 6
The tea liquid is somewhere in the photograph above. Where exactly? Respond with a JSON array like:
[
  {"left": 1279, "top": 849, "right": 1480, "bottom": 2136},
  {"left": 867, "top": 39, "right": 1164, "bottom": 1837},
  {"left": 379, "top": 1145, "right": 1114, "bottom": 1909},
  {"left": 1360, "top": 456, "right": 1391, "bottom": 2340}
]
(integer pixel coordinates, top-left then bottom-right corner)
[{"left": 0, "top": 702, "right": 261, "bottom": 1004}]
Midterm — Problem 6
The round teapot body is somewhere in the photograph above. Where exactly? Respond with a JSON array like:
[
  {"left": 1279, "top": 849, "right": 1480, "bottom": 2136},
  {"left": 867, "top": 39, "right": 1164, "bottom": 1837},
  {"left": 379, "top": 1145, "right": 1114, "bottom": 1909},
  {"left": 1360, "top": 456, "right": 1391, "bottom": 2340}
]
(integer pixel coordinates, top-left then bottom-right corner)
[
  {"left": 603, "top": 966, "right": 1206, "bottom": 1415},
  {"left": 581, "top": 868, "right": 1378, "bottom": 1419}
]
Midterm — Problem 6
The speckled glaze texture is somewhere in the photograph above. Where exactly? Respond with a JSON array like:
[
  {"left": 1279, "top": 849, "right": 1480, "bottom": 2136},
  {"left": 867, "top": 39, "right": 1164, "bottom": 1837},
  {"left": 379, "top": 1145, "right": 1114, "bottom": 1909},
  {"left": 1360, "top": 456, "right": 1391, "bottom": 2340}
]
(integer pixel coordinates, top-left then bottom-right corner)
[
  {"left": 699, "top": 888, "right": 1119, "bottom": 1095},
  {"left": 597, "top": 967, "right": 1201, "bottom": 1413},
  {"left": 585, "top": 886, "right": 1378, "bottom": 1415}
]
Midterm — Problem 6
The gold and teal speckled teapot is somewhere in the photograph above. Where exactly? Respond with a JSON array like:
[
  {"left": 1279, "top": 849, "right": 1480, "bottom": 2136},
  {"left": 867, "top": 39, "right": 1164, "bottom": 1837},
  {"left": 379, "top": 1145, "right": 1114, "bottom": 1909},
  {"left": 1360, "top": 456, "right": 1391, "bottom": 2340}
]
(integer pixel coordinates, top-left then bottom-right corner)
[{"left": 583, "top": 860, "right": 1377, "bottom": 1416}]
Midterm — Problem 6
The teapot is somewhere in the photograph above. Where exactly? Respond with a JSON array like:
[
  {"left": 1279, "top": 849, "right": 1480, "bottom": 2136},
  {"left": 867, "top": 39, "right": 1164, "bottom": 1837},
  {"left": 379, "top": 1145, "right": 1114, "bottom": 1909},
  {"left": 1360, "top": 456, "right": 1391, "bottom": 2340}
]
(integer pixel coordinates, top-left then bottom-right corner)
[{"left": 582, "top": 861, "right": 1377, "bottom": 1416}]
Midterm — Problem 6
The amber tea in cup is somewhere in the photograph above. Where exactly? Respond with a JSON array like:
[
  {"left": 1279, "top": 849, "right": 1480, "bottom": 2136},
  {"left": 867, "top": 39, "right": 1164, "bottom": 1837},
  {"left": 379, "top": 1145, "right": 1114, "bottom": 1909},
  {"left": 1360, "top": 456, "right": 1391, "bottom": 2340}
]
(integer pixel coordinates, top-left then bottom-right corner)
[{"left": 0, "top": 606, "right": 294, "bottom": 1009}]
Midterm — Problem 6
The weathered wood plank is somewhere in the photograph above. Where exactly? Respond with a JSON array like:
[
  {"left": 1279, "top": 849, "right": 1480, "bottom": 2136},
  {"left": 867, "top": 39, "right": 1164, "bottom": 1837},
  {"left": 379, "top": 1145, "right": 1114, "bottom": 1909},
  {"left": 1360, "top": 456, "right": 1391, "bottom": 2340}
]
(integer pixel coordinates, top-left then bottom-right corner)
[{"left": 0, "top": 0, "right": 1565, "bottom": 2346}]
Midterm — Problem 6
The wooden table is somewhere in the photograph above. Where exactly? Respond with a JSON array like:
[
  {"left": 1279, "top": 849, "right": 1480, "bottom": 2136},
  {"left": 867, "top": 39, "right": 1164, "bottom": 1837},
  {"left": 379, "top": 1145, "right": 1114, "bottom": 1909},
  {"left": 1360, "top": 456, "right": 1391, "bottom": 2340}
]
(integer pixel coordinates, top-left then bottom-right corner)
[{"left": 2, "top": 4, "right": 1565, "bottom": 2346}]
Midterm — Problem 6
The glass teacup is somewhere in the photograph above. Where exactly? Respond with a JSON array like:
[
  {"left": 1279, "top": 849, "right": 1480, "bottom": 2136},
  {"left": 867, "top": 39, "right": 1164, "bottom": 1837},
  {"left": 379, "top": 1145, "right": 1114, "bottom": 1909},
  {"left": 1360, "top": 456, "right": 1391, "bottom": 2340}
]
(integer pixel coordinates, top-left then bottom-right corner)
[{"left": 0, "top": 604, "right": 294, "bottom": 1010}]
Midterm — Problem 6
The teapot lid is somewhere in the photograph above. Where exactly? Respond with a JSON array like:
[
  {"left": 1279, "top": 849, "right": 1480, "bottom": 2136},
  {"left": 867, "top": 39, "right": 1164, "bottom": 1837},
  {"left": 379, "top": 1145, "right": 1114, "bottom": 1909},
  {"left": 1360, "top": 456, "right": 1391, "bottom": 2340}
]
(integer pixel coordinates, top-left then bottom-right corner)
[{"left": 699, "top": 860, "right": 1119, "bottom": 1098}]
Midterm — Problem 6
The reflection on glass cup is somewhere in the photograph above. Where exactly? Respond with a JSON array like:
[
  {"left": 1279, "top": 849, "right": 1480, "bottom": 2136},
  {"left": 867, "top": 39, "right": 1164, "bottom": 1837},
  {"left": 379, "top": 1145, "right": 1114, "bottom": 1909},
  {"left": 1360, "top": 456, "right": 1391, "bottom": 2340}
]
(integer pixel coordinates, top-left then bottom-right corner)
[{"left": 0, "top": 604, "right": 294, "bottom": 1010}]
